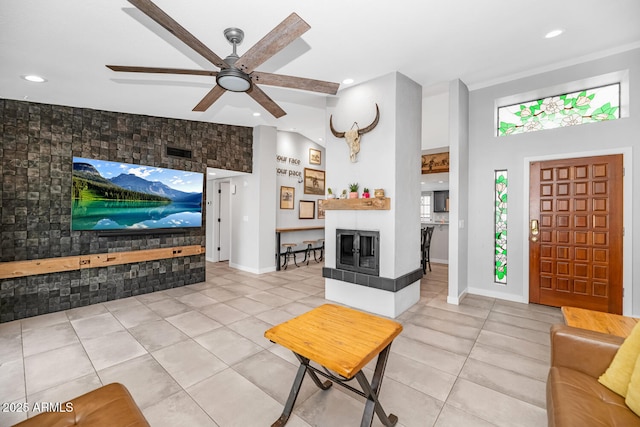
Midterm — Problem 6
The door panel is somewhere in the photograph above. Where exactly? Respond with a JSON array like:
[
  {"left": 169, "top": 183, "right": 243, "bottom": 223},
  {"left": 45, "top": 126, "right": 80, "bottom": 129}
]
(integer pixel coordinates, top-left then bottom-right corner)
[
  {"left": 219, "top": 182, "right": 231, "bottom": 261},
  {"left": 529, "top": 155, "right": 623, "bottom": 314}
]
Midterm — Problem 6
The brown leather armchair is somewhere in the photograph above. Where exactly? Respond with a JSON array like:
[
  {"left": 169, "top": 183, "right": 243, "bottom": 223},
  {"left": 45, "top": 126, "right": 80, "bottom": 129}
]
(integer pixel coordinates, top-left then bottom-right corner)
[
  {"left": 13, "top": 383, "right": 149, "bottom": 427},
  {"left": 547, "top": 324, "right": 640, "bottom": 426}
]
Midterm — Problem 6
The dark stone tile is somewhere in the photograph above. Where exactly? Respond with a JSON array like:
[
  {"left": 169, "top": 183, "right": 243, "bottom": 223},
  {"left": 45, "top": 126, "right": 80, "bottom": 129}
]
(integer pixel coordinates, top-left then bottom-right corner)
[{"left": 0, "top": 99, "right": 251, "bottom": 322}]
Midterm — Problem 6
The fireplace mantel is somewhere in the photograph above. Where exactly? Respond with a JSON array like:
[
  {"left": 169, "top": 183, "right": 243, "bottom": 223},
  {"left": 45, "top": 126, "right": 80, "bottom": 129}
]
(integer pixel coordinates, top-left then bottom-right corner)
[{"left": 322, "top": 198, "right": 390, "bottom": 210}]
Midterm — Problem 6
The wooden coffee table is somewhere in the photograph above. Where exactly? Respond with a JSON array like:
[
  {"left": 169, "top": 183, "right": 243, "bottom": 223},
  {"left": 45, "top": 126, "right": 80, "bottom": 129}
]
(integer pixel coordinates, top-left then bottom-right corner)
[
  {"left": 562, "top": 306, "right": 639, "bottom": 338},
  {"left": 264, "top": 303, "right": 403, "bottom": 427}
]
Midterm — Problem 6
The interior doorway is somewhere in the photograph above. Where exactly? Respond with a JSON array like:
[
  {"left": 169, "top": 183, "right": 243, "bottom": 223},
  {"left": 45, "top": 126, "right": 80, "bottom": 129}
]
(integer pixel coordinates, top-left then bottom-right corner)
[
  {"left": 528, "top": 154, "right": 623, "bottom": 314},
  {"left": 218, "top": 182, "right": 231, "bottom": 262}
]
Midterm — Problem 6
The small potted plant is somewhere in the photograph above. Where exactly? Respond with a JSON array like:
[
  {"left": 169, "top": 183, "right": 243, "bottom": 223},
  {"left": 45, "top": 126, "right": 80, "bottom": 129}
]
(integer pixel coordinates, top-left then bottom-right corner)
[
  {"left": 326, "top": 188, "right": 336, "bottom": 199},
  {"left": 348, "top": 183, "right": 359, "bottom": 199},
  {"left": 340, "top": 189, "right": 348, "bottom": 199},
  {"left": 362, "top": 187, "right": 370, "bottom": 198}
]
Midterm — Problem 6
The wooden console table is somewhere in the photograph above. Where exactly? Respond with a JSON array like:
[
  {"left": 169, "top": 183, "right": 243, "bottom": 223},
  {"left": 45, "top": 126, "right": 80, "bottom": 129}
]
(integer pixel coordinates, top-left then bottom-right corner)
[
  {"left": 275, "top": 226, "right": 324, "bottom": 271},
  {"left": 265, "top": 304, "right": 402, "bottom": 426},
  {"left": 562, "top": 306, "right": 639, "bottom": 338}
]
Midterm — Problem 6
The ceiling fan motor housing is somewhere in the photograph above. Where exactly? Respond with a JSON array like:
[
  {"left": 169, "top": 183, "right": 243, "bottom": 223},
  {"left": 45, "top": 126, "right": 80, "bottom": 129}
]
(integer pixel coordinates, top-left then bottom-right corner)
[{"left": 216, "top": 27, "right": 251, "bottom": 92}]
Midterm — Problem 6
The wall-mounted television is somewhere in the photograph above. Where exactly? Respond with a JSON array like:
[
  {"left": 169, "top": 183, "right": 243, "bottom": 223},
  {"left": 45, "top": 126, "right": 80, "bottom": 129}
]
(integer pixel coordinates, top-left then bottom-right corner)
[{"left": 71, "top": 157, "right": 203, "bottom": 231}]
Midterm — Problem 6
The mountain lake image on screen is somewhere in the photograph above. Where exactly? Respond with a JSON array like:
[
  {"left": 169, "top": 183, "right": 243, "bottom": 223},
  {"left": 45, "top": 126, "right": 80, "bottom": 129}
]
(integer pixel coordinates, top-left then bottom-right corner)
[{"left": 71, "top": 157, "right": 204, "bottom": 231}]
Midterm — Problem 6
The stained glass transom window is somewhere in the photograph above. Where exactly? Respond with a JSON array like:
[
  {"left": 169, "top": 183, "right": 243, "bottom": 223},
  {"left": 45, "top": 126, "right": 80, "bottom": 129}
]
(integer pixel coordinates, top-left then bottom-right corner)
[
  {"left": 498, "top": 83, "right": 620, "bottom": 136},
  {"left": 495, "top": 170, "right": 507, "bottom": 284}
]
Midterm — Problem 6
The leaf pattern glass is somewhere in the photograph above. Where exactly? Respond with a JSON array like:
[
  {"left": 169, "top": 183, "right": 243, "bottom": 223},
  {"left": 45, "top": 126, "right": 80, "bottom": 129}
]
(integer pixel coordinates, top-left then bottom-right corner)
[
  {"left": 497, "top": 83, "right": 620, "bottom": 136},
  {"left": 495, "top": 170, "right": 507, "bottom": 284}
]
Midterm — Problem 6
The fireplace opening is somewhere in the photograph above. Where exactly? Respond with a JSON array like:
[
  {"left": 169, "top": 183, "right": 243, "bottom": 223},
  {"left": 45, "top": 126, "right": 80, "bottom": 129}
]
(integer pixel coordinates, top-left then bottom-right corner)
[{"left": 336, "top": 229, "right": 379, "bottom": 276}]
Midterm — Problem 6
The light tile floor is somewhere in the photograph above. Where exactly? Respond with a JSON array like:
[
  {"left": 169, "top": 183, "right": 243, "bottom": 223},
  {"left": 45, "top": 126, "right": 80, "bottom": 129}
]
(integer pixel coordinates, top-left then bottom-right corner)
[{"left": 0, "top": 262, "right": 563, "bottom": 426}]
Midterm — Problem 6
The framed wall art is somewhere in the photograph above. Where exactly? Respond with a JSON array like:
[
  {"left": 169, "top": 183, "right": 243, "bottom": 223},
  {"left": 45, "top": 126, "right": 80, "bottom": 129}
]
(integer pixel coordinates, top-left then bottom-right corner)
[
  {"left": 421, "top": 152, "right": 449, "bottom": 174},
  {"left": 280, "top": 186, "right": 294, "bottom": 209},
  {"left": 309, "top": 148, "right": 321, "bottom": 165},
  {"left": 317, "top": 199, "right": 326, "bottom": 219},
  {"left": 303, "top": 168, "right": 325, "bottom": 195},
  {"left": 299, "top": 200, "right": 315, "bottom": 219}
]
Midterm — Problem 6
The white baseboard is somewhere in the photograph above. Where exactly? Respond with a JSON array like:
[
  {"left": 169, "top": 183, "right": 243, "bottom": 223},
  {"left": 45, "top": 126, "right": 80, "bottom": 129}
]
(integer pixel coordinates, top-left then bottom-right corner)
[
  {"left": 430, "top": 258, "right": 448, "bottom": 264},
  {"left": 447, "top": 288, "right": 468, "bottom": 305},
  {"left": 467, "top": 286, "right": 527, "bottom": 303},
  {"left": 228, "top": 262, "right": 276, "bottom": 275}
]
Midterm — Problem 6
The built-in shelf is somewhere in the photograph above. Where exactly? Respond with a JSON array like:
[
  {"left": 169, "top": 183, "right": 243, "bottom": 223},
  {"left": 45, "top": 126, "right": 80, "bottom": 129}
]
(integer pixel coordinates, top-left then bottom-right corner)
[
  {"left": 322, "top": 197, "right": 390, "bottom": 210},
  {"left": 0, "top": 245, "right": 205, "bottom": 279}
]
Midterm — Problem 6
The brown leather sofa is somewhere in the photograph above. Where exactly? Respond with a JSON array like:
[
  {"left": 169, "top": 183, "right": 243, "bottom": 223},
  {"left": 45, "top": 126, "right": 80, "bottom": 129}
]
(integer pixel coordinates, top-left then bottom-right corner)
[
  {"left": 13, "top": 383, "right": 149, "bottom": 427},
  {"left": 547, "top": 324, "right": 640, "bottom": 426}
]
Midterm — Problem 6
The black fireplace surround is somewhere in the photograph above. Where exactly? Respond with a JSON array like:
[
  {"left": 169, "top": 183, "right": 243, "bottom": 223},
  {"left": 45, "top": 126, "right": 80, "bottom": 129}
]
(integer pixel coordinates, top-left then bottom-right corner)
[
  {"left": 322, "top": 229, "right": 423, "bottom": 292},
  {"left": 336, "top": 229, "right": 380, "bottom": 276}
]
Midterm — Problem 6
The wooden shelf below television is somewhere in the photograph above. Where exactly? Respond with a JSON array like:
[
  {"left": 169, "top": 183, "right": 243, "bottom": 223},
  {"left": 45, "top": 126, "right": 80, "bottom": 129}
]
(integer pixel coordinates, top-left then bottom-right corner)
[
  {"left": 322, "top": 197, "right": 390, "bottom": 210},
  {"left": 0, "top": 245, "right": 205, "bottom": 279}
]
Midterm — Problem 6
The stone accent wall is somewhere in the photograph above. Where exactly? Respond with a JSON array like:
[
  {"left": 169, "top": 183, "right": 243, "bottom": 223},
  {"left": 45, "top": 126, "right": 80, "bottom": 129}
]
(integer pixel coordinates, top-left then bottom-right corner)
[{"left": 0, "top": 99, "right": 253, "bottom": 322}]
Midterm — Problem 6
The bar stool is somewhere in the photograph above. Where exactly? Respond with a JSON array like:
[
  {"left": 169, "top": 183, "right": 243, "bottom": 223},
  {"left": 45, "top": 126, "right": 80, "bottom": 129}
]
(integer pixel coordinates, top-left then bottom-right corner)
[
  {"left": 302, "top": 240, "right": 317, "bottom": 265},
  {"left": 317, "top": 239, "right": 325, "bottom": 262},
  {"left": 281, "top": 243, "right": 298, "bottom": 270}
]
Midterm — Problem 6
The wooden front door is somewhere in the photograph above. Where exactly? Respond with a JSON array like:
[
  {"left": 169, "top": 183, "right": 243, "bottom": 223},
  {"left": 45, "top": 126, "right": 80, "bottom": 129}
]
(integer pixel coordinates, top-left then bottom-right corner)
[{"left": 529, "top": 155, "right": 623, "bottom": 314}]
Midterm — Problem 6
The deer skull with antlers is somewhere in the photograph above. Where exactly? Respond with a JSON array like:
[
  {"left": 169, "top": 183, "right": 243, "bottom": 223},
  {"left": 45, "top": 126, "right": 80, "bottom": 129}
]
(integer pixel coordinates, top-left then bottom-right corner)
[{"left": 329, "top": 104, "right": 380, "bottom": 163}]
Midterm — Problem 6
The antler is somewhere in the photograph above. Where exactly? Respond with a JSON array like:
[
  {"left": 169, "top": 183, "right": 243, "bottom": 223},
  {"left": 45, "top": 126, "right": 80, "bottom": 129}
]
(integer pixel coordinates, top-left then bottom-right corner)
[
  {"left": 358, "top": 104, "right": 380, "bottom": 135},
  {"left": 329, "top": 115, "right": 345, "bottom": 138}
]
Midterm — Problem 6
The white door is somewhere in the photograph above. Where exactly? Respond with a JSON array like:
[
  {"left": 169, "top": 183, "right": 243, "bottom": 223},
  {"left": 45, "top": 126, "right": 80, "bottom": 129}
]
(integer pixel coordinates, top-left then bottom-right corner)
[
  {"left": 205, "top": 180, "right": 215, "bottom": 261},
  {"left": 218, "top": 182, "right": 231, "bottom": 261}
]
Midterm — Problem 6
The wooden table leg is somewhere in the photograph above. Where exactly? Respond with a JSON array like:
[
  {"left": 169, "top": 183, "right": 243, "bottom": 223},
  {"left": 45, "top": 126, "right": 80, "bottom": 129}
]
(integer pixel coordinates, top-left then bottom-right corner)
[
  {"left": 354, "top": 344, "right": 397, "bottom": 427},
  {"left": 272, "top": 353, "right": 332, "bottom": 427}
]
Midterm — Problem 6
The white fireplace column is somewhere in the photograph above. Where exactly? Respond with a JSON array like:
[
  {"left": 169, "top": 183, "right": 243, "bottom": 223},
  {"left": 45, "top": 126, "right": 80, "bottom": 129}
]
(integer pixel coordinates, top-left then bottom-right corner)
[{"left": 323, "top": 72, "right": 422, "bottom": 318}]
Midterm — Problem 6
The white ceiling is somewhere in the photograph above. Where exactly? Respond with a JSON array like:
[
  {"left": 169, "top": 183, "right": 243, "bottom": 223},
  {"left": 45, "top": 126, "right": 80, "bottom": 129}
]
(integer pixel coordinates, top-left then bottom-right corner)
[{"left": 2, "top": 0, "right": 639, "bottom": 149}]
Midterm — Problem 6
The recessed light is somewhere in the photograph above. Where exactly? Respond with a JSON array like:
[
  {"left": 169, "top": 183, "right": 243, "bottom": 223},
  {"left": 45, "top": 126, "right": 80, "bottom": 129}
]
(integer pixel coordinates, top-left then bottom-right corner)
[
  {"left": 318, "top": 137, "right": 323, "bottom": 141},
  {"left": 342, "top": 78, "right": 354, "bottom": 85},
  {"left": 545, "top": 29, "right": 564, "bottom": 39},
  {"left": 252, "top": 112, "right": 261, "bottom": 117},
  {"left": 22, "top": 74, "right": 47, "bottom": 83},
  {"left": 438, "top": 180, "right": 444, "bottom": 184},
  {"left": 208, "top": 172, "right": 216, "bottom": 176}
]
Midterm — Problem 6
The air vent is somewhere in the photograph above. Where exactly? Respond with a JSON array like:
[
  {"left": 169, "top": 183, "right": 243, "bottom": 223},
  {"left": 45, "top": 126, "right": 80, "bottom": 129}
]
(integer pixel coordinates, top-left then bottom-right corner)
[{"left": 166, "top": 146, "right": 192, "bottom": 159}]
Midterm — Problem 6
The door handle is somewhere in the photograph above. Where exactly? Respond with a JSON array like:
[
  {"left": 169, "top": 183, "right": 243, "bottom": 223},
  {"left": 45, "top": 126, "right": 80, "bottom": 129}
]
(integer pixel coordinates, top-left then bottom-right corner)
[{"left": 530, "top": 219, "right": 539, "bottom": 242}]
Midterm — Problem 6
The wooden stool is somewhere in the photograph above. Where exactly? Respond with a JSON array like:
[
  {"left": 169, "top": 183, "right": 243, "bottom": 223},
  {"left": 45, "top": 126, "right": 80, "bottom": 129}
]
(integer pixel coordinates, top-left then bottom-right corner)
[{"left": 281, "top": 243, "right": 298, "bottom": 270}]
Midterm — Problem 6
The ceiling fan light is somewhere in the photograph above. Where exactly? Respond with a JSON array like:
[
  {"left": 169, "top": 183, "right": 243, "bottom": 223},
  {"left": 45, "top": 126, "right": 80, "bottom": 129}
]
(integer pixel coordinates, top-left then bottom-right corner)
[{"left": 216, "top": 68, "right": 251, "bottom": 92}]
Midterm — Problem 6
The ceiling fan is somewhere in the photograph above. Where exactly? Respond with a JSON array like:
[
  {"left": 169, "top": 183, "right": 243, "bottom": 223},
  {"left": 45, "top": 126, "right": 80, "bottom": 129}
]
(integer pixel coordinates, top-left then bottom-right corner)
[{"left": 107, "top": 0, "right": 339, "bottom": 118}]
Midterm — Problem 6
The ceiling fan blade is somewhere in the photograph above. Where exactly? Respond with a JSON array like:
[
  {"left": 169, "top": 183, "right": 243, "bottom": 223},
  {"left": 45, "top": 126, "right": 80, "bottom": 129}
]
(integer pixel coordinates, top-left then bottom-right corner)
[
  {"left": 193, "top": 85, "right": 226, "bottom": 112},
  {"left": 107, "top": 65, "right": 217, "bottom": 77},
  {"left": 251, "top": 71, "right": 339, "bottom": 95},
  {"left": 247, "top": 85, "right": 286, "bottom": 118},
  {"left": 235, "top": 13, "right": 310, "bottom": 75},
  {"left": 128, "top": 0, "right": 227, "bottom": 69}
]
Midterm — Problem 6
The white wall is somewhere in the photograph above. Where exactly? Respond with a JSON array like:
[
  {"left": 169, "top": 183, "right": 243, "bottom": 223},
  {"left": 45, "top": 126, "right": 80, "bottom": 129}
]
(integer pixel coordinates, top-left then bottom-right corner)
[
  {"left": 229, "top": 125, "right": 277, "bottom": 274},
  {"left": 422, "top": 91, "right": 450, "bottom": 149},
  {"left": 447, "top": 79, "right": 470, "bottom": 304},
  {"left": 466, "top": 48, "right": 639, "bottom": 314},
  {"left": 275, "top": 131, "right": 326, "bottom": 249},
  {"left": 325, "top": 71, "right": 422, "bottom": 278}
]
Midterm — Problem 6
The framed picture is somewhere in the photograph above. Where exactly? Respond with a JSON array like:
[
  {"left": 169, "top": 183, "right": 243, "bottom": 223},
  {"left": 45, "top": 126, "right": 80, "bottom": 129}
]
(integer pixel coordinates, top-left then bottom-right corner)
[
  {"left": 421, "top": 152, "right": 450, "bottom": 174},
  {"left": 280, "top": 186, "right": 294, "bottom": 209},
  {"left": 299, "top": 200, "right": 315, "bottom": 219},
  {"left": 309, "top": 148, "right": 321, "bottom": 165},
  {"left": 304, "top": 168, "right": 325, "bottom": 195},
  {"left": 317, "top": 199, "right": 326, "bottom": 219}
]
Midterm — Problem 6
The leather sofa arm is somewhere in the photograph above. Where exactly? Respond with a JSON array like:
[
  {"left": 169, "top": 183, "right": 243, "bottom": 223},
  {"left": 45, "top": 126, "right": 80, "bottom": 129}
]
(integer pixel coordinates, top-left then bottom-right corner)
[{"left": 550, "top": 324, "right": 624, "bottom": 378}]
